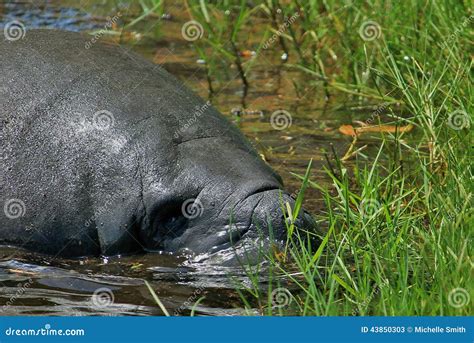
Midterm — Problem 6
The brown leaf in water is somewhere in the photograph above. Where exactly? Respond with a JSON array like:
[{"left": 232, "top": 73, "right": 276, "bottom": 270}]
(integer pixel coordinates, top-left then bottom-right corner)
[
  {"left": 339, "top": 125, "right": 357, "bottom": 136},
  {"left": 339, "top": 124, "right": 414, "bottom": 136}
]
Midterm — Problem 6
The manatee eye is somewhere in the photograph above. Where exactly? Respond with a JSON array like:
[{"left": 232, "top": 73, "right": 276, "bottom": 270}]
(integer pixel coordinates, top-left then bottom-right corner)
[
  {"left": 150, "top": 202, "right": 189, "bottom": 249},
  {"left": 160, "top": 211, "right": 188, "bottom": 234}
]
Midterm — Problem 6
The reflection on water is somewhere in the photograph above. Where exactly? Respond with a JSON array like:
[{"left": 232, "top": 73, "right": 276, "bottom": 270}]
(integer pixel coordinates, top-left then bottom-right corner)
[
  {"left": 0, "top": 247, "right": 251, "bottom": 316},
  {"left": 0, "top": 1, "right": 378, "bottom": 316},
  {"left": 0, "top": 1, "right": 103, "bottom": 31}
]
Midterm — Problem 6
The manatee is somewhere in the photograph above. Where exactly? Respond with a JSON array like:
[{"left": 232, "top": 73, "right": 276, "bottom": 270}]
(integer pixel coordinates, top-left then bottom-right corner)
[{"left": 0, "top": 30, "right": 315, "bottom": 264}]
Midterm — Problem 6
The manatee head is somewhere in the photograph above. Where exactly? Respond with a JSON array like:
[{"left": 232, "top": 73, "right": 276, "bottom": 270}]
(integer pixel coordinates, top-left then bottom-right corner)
[{"left": 136, "top": 133, "right": 316, "bottom": 265}]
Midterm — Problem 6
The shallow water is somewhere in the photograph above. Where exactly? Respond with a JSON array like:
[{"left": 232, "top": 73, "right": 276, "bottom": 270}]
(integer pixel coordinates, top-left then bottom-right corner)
[{"left": 0, "top": 1, "right": 383, "bottom": 315}]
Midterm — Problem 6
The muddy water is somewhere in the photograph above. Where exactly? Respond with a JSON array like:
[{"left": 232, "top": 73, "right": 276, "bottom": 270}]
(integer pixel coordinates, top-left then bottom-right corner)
[{"left": 0, "top": 1, "right": 378, "bottom": 316}]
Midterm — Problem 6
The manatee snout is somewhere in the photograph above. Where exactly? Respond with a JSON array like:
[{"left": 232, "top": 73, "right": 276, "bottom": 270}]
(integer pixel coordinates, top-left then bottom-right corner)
[
  {"left": 147, "top": 186, "right": 316, "bottom": 264},
  {"left": 236, "top": 189, "right": 315, "bottom": 241},
  {"left": 209, "top": 189, "right": 315, "bottom": 265}
]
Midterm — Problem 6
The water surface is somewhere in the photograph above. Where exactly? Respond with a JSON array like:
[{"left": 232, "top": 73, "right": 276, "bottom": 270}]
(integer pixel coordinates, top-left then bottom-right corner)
[{"left": 0, "top": 0, "right": 381, "bottom": 316}]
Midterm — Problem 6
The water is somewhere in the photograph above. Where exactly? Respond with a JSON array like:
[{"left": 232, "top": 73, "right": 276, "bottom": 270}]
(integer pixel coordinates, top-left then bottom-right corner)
[{"left": 0, "top": 1, "right": 377, "bottom": 315}]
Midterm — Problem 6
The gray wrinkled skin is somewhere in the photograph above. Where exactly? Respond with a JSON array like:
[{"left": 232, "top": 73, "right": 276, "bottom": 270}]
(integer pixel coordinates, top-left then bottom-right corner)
[{"left": 0, "top": 30, "right": 315, "bottom": 264}]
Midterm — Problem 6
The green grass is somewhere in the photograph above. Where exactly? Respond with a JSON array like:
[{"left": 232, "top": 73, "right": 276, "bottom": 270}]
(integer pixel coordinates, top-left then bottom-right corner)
[
  {"left": 206, "top": 1, "right": 471, "bottom": 316},
  {"left": 238, "top": 136, "right": 471, "bottom": 315},
  {"left": 124, "top": 1, "right": 472, "bottom": 315}
]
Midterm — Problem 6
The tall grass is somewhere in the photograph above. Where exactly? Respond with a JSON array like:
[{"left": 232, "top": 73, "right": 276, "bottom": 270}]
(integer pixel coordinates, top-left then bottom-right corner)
[
  {"left": 225, "top": 1, "right": 472, "bottom": 316},
  {"left": 238, "top": 132, "right": 471, "bottom": 316},
  {"left": 128, "top": 1, "right": 472, "bottom": 315}
]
